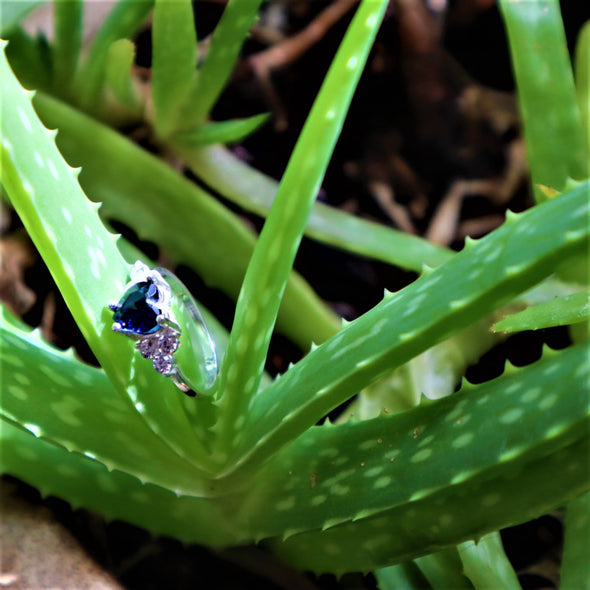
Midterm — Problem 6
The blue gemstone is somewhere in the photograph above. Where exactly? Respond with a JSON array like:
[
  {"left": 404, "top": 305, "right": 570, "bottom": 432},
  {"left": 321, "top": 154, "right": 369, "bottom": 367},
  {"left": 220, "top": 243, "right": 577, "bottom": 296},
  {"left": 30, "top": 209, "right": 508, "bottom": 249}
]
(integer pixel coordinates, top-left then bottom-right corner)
[{"left": 112, "top": 281, "right": 161, "bottom": 334}]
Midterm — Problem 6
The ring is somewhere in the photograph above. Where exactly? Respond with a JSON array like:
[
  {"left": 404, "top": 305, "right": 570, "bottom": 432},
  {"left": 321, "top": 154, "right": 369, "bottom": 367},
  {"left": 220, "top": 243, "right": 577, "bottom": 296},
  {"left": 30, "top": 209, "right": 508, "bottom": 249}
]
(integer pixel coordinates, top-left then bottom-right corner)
[{"left": 108, "top": 261, "right": 218, "bottom": 396}]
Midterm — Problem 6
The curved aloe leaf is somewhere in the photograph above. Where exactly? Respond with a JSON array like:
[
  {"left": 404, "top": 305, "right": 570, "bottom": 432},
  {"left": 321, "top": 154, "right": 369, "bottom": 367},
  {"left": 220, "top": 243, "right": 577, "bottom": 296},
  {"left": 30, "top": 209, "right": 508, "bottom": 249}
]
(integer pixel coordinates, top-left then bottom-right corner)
[
  {"left": 182, "top": 0, "right": 264, "bottom": 126},
  {"left": 0, "top": 307, "right": 212, "bottom": 493},
  {"left": 52, "top": 0, "right": 81, "bottom": 97},
  {"left": 0, "top": 420, "right": 244, "bottom": 547},
  {"left": 225, "top": 183, "right": 589, "bottom": 478},
  {"left": 499, "top": 0, "right": 589, "bottom": 200},
  {"left": 151, "top": 0, "right": 196, "bottom": 137},
  {"left": 0, "top": 43, "right": 217, "bottom": 471},
  {"left": 173, "top": 113, "right": 270, "bottom": 147},
  {"left": 561, "top": 492, "right": 590, "bottom": 590},
  {"left": 574, "top": 21, "right": 590, "bottom": 155},
  {"left": 212, "top": 0, "right": 389, "bottom": 457},
  {"left": 261, "top": 343, "right": 589, "bottom": 573},
  {"left": 493, "top": 289, "right": 590, "bottom": 333},
  {"left": 32, "top": 91, "right": 340, "bottom": 350},
  {"left": 179, "top": 144, "right": 453, "bottom": 272},
  {"left": 73, "top": 0, "right": 152, "bottom": 113}
]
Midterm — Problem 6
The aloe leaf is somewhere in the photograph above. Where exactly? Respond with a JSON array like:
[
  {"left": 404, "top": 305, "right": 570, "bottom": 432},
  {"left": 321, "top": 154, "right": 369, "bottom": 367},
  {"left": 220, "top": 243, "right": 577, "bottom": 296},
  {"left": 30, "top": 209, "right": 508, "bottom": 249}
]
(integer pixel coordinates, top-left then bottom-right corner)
[
  {"left": 74, "top": 0, "right": 152, "bottom": 113},
  {"left": 561, "top": 492, "right": 590, "bottom": 590},
  {"left": 52, "top": 0, "right": 82, "bottom": 97},
  {"left": 173, "top": 113, "right": 270, "bottom": 147},
  {"left": 104, "top": 38, "right": 141, "bottom": 113},
  {"left": 259, "top": 344, "right": 589, "bottom": 572},
  {"left": 32, "top": 91, "right": 340, "bottom": 349},
  {"left": 349, "top": 318, "right": 499, "bottom": 418},
  {"left": 0, "top": 42, "right": 130, "bottom": 387},
  {"left": 227, "top": 183, "right": 589, "bottom": 477},
  {"left": 5, "top": 26, "right": 53, "bottom": 91},
  {"left": 574, "top": 21, "right": 590, "bottom": 155},
  {"left": 493, "top": 290, "right": 590, "bottom": 333},
  {"left": 0, "top": 45, "right": 217, "bottom": 470},
  {"left": 0, "top": 306, "right": 213, "bottom": 493},
  {"left": 457, "top": 533, "right": 521, "bottom": 590},
  {"left": 499, "top": 0, "right": 589, "bottom": 200},
  {"left": 212, "top": 0, "right": 389, "bottom": 458},
  {"left": 182, "top": 0, "right": 264, "bottom": 127},
  {"left": 151, "top": 0, "right": 197, "bottom": 137},
  {"left": 0, "top": 420, "right": 245, "bottom": 547},
  {"left": 413, "top": 549, "right": 473, "bottom": 589},
  {"left": 375, "top": 563, "right": 430, "bottom": 590},
  {"left": 237, "top": 342, "right": 589, "bottom": 536},
  {"left": 180, "top": 145, "right": 453, "bottom": 272}
]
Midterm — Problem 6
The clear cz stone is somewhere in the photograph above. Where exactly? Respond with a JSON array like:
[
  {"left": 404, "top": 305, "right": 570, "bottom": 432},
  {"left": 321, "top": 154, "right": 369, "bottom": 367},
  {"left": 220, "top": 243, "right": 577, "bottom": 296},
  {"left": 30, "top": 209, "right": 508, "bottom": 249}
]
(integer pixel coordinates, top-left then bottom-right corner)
[
  {"left": 137, "top": 338, "right": 158, "bottom": 359},
  {"left": 152, "top": 354, "right": 174, "bottom": 375},
  {"left": 159, "top": 334, "right": 179, "bottom": 354}
]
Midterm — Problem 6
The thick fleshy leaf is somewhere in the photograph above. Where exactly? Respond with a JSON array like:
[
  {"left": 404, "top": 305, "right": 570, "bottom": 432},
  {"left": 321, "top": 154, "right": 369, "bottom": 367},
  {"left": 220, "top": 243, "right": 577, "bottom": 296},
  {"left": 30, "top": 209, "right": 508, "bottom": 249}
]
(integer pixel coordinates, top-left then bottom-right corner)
[
  {"left": 493, "top": 290, "right": 590, "bottom": 333},
  {"left": 499, "top": 0, "right": 588, "bottom": 200}
]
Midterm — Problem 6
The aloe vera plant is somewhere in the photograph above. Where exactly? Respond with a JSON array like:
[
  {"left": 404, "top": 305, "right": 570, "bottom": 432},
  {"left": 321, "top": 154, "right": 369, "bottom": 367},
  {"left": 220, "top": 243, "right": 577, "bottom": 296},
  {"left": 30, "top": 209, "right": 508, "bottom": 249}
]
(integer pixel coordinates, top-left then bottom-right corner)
[{"left": 1, "top": 0, "right": 589, "bottom": 586}]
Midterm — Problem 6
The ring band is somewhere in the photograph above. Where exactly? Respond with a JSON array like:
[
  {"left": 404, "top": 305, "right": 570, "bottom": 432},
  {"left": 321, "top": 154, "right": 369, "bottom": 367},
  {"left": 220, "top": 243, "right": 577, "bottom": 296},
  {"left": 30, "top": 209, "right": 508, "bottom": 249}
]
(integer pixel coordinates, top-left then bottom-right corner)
[{"left": 108, "top": 261, "right": 218, "bottom": 396}]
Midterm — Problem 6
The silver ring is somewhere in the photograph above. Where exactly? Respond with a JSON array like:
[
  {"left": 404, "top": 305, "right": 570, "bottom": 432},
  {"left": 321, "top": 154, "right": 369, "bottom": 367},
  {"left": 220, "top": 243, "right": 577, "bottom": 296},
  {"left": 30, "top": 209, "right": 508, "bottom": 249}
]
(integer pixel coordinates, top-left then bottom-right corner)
[{"left": 108, "top": 261, "right": 218, "bottom": 396}]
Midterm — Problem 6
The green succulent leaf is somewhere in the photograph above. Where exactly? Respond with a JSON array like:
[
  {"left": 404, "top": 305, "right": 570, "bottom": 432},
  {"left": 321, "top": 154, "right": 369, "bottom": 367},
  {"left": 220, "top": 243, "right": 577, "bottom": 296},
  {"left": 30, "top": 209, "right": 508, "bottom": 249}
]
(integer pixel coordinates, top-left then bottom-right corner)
[
  {"left": 457, "top": 533, "right": 521, "bottom": 590},
  {"left": 0, "top": 306, "right": 212, "bottom": 493},
  {"left": 32, "top": 91, "right": 340, "bottom": 350},
  {"left": 73, "top": 0, "right": 152, "bottom": 113},
  {"left": 261, "top": 342, "right": 589, "bottom": 573},
  {"left": 0, "top": 44, "right": 217, "bottom": 471},
  {"left": 226, "top": 184, "right": 589, "bottom": 478},
  {"left": 561, "top": 492, "right": 590, "bottom": 590},
  {"left": 182, "top": 0, "right": 264, "bottom": 126},
  {"left": 151, "top": 0, "right": 197, "bottom": 137},
  {"left": 574, "top": 20, "right": 590, "bottom": 155},
  {"left": 104, "top": 38, "right": 141, "bottom": 114},
  {"left": 4, "top": 26, "right": 53, "bottom": 91},
  {"left": 238, "top": 342, "right": 589, "bottom": 537},
  {"left": 52, "top": 0, "right": 82, "bottom": 96},
  {"left": 499, "top": 0, "right": 589, "bottom": 200},
  {"left": 0, "top": 420, "right": 244, "bottom": 547},
  {"left": 212, "top": 0, "right": 389, "bottom": 459},
  {"left": 180, "top": 145, "right": 453, "bottom": 273},
  {"left": 172, "top": 113, "right": 270, "bottom": 147},
  {"left": 493, "top": 289, "right": 590, "bottom": 333}
]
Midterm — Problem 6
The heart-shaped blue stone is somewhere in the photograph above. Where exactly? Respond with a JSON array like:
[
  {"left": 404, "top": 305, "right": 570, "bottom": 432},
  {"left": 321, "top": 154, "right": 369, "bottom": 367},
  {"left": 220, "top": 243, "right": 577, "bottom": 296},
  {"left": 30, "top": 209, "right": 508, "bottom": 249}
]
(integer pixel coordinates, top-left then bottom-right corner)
[{"left": 112, "top": 281, "right": 161, "bottom": 335}]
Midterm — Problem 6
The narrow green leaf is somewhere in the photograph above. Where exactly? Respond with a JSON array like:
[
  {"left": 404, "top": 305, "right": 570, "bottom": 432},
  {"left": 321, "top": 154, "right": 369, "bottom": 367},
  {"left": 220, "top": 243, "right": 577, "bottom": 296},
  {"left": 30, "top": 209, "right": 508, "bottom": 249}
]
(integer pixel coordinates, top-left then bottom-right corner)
[
  {"left": 74, "top": 0, "right": 152, "bottom": 113},
  {"left": 104, "top": 38, "right": 141, "bottom": 113},
  {"left": 458, "top": 533, "right": 521, "bottom": 590},
  {"left": 237, "top": 342, "right": 589, "bottom": 537},
  {"left": 183, "top": 0, "right": 264, "bottom": 126},
  {"left": 151, "top": 0, "right": 197, "bottom": 137},
  {"left": 272, "top": 443, "right": 588, "bottom": 574},
  {"left": 493, "top": 290, "right": 590, "bottom": 333},
  {"left": 179, "top": 145, "right": 453, "bottom": 272},
  {"left": 0, "top": 45, "right": 217, "bottom": 471},
  {"left": 4, "top": 26, "right": 53, "bottom": 91},
  {"left": 227, "top": 183, "right": 589, "bottom": 478},
  {"left": 375, "top": 563, "right": 431, "bottom": 590},
  {"left": 574, "top": 21, "right": 590, "bottom": 156},
  {"left": 213, "top": 0, "right": 389, "bottom": 460},
  {"left": 499, "top": 0, "right": 588, "bottom": 200},
  {"left": 561, "top": 492, "right": 590, "bottom": 590},
  {"left": 52, "top": 0, "right": 82, "bottom": 97},
  {"left": 0, "top": 306, "right": 212, "bottom": 493},
  {"left": 33, "top": 91, "right": 340, "bottom": 350},
  {"left": 0, "top": 420, "right": 245, "bottom": 547},
  {"left": 173, "top": 113, "right": 270, "bottom": 147}
]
